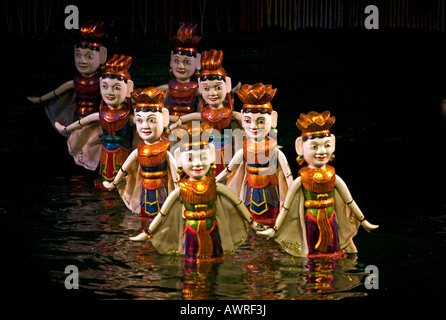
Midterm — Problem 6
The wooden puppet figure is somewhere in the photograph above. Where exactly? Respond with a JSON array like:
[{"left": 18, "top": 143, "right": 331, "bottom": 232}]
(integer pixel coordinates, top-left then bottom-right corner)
[
  {"left": 55, "top": 54, "right": 134, "bottom": 187},
  {"left": 258, "top": 111, "right": 379, "bottom": 257},
  {"left": 157, "top": 23, "right": 202, "bottom": 117},
  {"left": 28, "top": 21, "right": 107, "bottom": 135},
  {"left": 103, "top": 87, "right": 180, "bottom": 223},
  {"left": 170, "top": 49, "right": 243, "bottom": 178},
  {"left": 216, "top": 83, "right": 294, "bottom": 227},
  {"left": 129, "top": 123, "right": 266, "bottom": 259}
]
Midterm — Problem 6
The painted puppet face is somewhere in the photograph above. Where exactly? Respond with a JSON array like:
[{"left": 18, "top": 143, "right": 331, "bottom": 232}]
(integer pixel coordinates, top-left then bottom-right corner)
[
  {"left": 242, "top": 111, "right": 273, "bottom": 142},
  {"left": 100, "top": 78, "right": 129, "bottom": 108},
  {"left": 198, "top": 79, "right": 229, "bottom": 108},
  {"left": 302, "top": 136, "right": 335, "bottom": 169},
  {"left": 180, "top": 147, "right": 212, "bottom": 180},
  {"left": 74, "top": 47, "right": 101, "bottom": 76},
  {"left": 134, "top": 111, "right": 165, "bottom": 142},
  {"left": 170, "top": 53, "right": 197, "bottom": 82}
]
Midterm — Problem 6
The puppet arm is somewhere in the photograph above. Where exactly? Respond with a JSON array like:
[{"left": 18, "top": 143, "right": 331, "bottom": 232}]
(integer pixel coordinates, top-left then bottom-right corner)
[
  {"left": 27, "top": 80, "right": 74, "bottom": 104},
  {"left": 216, "top": 183, "right": 266, "bottom": 231},
  {"left": 257, "top": 177, "right": 302, "bottom": 239},
  {"left": 129, "top": 188, "right": 182, "bottom": 242},
  {"left": 231, "top": 81, "right": 242, "bottom": 93},
  {"left": 335, "top": 175, "right": 379, "bottom": 232},
  {"left": 215, "top": 148, "right": 243, "bottom": 183},
  {"left": 54, "top": 112, "right": 100, "bottom": 134},
  {"left": 277, "top": 149, "right": 294, "bottom": 186},
  {"left": 231, "top": 111, "right": 243, "bottom": 127},
  {"left": 169, "top": 112, "right": 201, "bottom": 129},
  {"left": 103, "top": 149, "right": 138, "bottom": 190},
  {"left": 166, "top": 151, "right": 180, "bottom": 188},
  {"left": 156, "top": 84, "right": 169, "bottom": 91}
]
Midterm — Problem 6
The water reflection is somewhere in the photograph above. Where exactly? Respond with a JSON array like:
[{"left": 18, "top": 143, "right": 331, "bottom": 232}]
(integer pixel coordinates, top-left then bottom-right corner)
[{"left": 33, "top": 174, "right": 369, "bottom": 300}]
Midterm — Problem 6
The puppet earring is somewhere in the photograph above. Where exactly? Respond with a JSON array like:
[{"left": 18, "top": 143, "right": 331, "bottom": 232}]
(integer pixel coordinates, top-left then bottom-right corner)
[
  {"left": 209, "top": 162, "right": 217, "bottom": 174},
  {"left": 330, "top": 154, "right": 335, "bottom": 162},
  {"left": 296, "top": 155, "right": 305, "bottom": 166}
]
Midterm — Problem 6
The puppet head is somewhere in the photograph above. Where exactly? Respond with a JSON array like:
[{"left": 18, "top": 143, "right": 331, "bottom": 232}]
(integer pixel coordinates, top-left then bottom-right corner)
[
  {"left": 100, "top": 54, "right": 134, "bottom": 108},
  {"left": 74, "top": 20, "right": 107, "bottom": 76},
  {"left": 174, "top": 122, "right": 216, "bottom": 180},
  {"left": 132, "top": 87, "right": 169, "bottom": 143},
  {"left": 295, "top": 111, "right": 336, "bottom": 168},
  {"left": 169, "top": 23, "right": 202, "bottom": 82},
  {"left": 238, "top": 83, "right": 278, "bottom": 142},
  {"left": 198, "top": 49, "right": 232, "bottom": 109}
]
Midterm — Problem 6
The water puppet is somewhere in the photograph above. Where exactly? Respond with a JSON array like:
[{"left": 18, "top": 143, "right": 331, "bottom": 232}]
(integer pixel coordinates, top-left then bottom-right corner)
[
  {"left": 258, "top": 111, "right": 379, "bottom": 257},
  {"left": 216, "top": 83, "right": 294, "bottom": 227}
]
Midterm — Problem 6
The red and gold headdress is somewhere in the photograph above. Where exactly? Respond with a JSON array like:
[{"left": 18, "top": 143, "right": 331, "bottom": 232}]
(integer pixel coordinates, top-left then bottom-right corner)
[
  {"left": 296, "top": 111, "right": 335, "bottom": 141},
  {"left": 76, "top": 20, "right": 106, "bottom": 50},
  {"left": 176, "top": 122, "right": 213, "bottom": 152},
  {"left": 132, "top": 87, "right": 167, "bottom": 112},
  {"left": 102, "top": 54, "right": 132, "bottom": 82},
  {"left": 170, "top": 23, "right": 201, "bottom": 57},
  {"left": 237, "top": 83, "right": 277, "bottom": 114},
  {"left": 200, "top": 49, "right": 227, "bottom": 80}
]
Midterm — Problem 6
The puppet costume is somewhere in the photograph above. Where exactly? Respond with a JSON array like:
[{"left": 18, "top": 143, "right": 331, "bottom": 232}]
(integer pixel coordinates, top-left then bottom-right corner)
[
  {"left": 149, "top": 176, "right": 249, "bottom": 258},
  {"left": 198, "top": 49, "right": 241, "bottom": 177},
  {"left": 272, "top": 112, "right": 362, "bottom": 257},
  {"left": 115, "top": 88, "right": 177, "bottom": 218},
  {"left": 201, "top": 101, "right": 234, "bottom": 176},
  {"left": 67, "top": 54, "right": 134, "bottom": 180},
  {"left": 224, "top": 84, "right": 291, "bottom": 227},
  {"left": 166, "top": 79, "right": 199, "bottom": 116},
  {"left": 45, "top": 21, "right": 106, "bottom": 135},
  {"left": 147, "top": 124, "right": 251, "bottom": 258},
  {"left": 138, "top": 139, "right": 170, "bottom": 218},
  {"left": 180, "top": 175, "right": 223, "bottom": 258},
  {"left": 98, "top": 102, "right": 132, "bottom": 182},
  {"left": 163, "top": 23, "right": 201, "bottom": 116},
  {"left": 242, "top": 138, "right": 280, "bottom": 225}
]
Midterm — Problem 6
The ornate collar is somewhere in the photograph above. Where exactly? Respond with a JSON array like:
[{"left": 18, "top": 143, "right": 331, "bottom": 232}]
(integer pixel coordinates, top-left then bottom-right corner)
[
  {"left": 100, "top": 103, "right": 131, "bottom": 122},
  {"left": 299, "top": 165, "right": 336, "bottom": 193}
]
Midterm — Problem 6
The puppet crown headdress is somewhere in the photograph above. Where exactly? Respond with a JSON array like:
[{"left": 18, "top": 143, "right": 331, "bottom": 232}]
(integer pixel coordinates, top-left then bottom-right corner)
[
  {"left": 200, "top": 49, "right": 227, "bottom": 80},
  {"left": 176, "top": 122, "right": 214, "bottom": 151},
  {"left": 296, "top": 111, "right": 335, "bottom": 141},
  {"left": 76, "top": 20, "right": 106, "bottom": 50},
  {"left": 237, "top": 83, "right": 276, "bottom": 114},
  {"left": 170, "top": 23, "right": 201, "bottom": 57},
  {"left": 102, "top": 54, "right": 132, "bottom": 81},
  {"left": 132, "top": 87, "right": 167, "bottom": 112}
]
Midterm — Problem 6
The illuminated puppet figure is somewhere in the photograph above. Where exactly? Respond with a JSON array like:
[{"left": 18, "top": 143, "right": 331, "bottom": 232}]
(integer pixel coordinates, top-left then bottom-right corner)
[
  {"left": 258, "top": 111, "right": 379, "bottom": 257},
  {"left": 216, "top": 83, "right": 294, "bottom": 227},
  {"left": 129, "top": 123, "right": 266, "bottom": 259},
  {"left": 103, "top": 87, "right": 180, "bottom": 222},
  {"left": 170, "top": 49, "right": 243, "bottom": 178},
  {"left": 28, "top": 21, "right": 107, "bottom": 135},
  {"left": 55, "top": 54, "right": 134, "bottom": 187},
  {"left": 157, "top": 23, "right": 202, "bottom": 117}
]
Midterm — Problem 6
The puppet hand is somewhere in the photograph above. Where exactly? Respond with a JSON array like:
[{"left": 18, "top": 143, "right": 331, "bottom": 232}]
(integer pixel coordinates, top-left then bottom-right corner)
[
  {"left": 256, "top": 228, "right": 276, "bottom": 239},
  {"left": 361, "top": 220, "right": 379, "bottom": 233},
  {"left": 103, "top": 181, "right": 115, "bottom": 191},
  {"left": 251, "top": 221, "right": 267, "bottom": 231},
  {"left": 55, "top": 122, "right": 68, "bottom": 134},
  {"left": 27, "top": 96, "right": 41, "bottom": 104},
  {"left": 129, "top": 232, "right": 149, "bottom": 242},
  {"left": 231, "top": 81, "right": 242, "bottom": 93}
]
